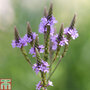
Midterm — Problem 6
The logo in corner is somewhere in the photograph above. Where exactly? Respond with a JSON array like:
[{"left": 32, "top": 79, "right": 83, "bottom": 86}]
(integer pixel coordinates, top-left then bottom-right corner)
[{"left": 0, "top": 79, "right": 11, "bottom": 90}]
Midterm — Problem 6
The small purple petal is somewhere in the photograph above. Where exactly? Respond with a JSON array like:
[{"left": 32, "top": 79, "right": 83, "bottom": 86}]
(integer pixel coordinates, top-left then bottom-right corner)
[
  {"left": 32, "top": 60, "right": 49, "bottom": 74},
  {"left": 11, "top": 40, "right": 16, "bottom": 48},
  {"left": 52, "top": 42, "right": 58, "bottom": 50},
  {"left": 59, "top": 36, "right": 68, "bottom": 46},
  {"left": 29, "top": 47, "right": 35, "bottom": 55},
  {"left": 41, "top": 60, "right": 49, "bottom": 67},
  {"left": 32, "top": 32, "right": 37, "bottom": 39},
  {"left": 36, "top": 81, "right": 42, "bottom": 90}
]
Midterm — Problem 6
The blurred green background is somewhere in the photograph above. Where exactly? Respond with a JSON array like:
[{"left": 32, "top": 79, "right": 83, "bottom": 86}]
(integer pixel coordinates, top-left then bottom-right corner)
[{"left": 0, "top": 0, "right": 90, "bottom": 90}]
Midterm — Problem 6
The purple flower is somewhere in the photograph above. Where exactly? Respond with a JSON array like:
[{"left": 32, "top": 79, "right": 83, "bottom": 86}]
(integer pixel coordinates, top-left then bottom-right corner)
[
  {"left": 40, "top": 60, "right": 49, "bottom": 73},
  {"left": 50, "top": 34, "right": 58, "bottom": 42},
  {"left": 38, "top": 45, "right": 44, "bottom": 53},
  {"left": 52, "top": 41, "right": 58, "bottom": 50},
  {"left": 32, "top": 64, "right": 40, "bottom": 74},
  {"left": 32, "top": 60, "right": 49, "bottom": 74},
  {"left": 59, "top": 36, "right": 68, "bottom": 46},
  {"left": 29, "top": 45, "right": 44, "bottom": 57},
  {"left": 11, "top": 32, "right": 37, "bottom": 48},
  {"left": 39, "top": 17, "right": 47, "bottom": 33},
  {"left": 36, "top": 81, "right": 42, "bottom": 90},
  {"left": 23, "top": 32, "right": 37, "bottom": 43},
  {"left": 29, "top": 47, "right": 36, "bottom": 57},
  {"left": 11, "top": 38, "right": 28, "bottom": 48},
  {"left": 38, "top": 16, "right": 57, "bottom": 35},
  {"left": 64, "top": 28, "right": 79, "bottom": 39},
  {"left": 51, "top": 34, "right": 68, "bottom": 50},
  {"left": 47, "top": 16, "right": 57, "bottom": 25},
  {"left": 41, "top": 60, "right": 49, "bottom": 67},
  {"left": 50, "top": 34, "right": 58, "bottom": 50},
  {"left": 23, "top": 34, "right": 32, "bottom": 43},
  {"left": 32, "top": 32, "right": 37, "bottom": 39}
]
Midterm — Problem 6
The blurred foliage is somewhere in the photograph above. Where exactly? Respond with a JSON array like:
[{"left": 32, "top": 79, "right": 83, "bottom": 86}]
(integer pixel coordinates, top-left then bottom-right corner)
[{"left": 0, "top": 0, "right": 90, "bottom": 90}]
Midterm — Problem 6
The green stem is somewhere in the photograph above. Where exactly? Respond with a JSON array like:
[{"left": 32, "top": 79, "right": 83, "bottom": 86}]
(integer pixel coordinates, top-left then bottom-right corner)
[
  {"left": 47, "top": 44, "right": 68, "bottom": 80},
  {"left": 41, "top": 72, "right": 47, "bottom": 88},
  {"left": 53, "top": 46, "right": 61, "bottom": 62},
  {"left": 20, "top": 46, "right": 32, "bottom": 66},
  {"left": 44, "top": 26, "right": 50, "bottom": 61}
]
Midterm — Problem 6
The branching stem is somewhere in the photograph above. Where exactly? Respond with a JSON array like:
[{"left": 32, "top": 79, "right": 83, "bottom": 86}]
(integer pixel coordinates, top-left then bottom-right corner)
[
  {"left": 20, "top": 46, "right": 32, "bottom": 66},
  {"left": 47, "top": 44, "right": 68, "bottom": 80}
]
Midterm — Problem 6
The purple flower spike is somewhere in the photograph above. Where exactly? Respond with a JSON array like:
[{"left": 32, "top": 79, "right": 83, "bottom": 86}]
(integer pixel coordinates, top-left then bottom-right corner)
[
  {"left": 50, "top": 34, "right": 68, "bottom": 50},
  {"left": 11, "top": 38, "right": 28, "bottom": 48},
  {"left": 23, "top": 34, "right": 32, "bottom": 43},
  {"left": 39, "top": 17, "right": 47, "bottom": 33},
  {"left": 64, "top": 28, "right": 79, "bottom": 39},
  {"left": 11, "top": 32, "right": 37, "bottom": 48},
  {"left": 40, "top": 60, "right": 49, "bottom": 73},
  {"left": 47, "top": 16, "right": 57, "bottom": 25},
  {"left": 32, "top": 60, "right": 49, "bottom": 74},
  {"left": 23, "top": 32, "right": 37, "bottom": 44},
  {"left": 19, "top": 38, "right": 28, "bottom": 47},
  {"left": 38, "top": 16, "right": 57, "bottom": 35}
]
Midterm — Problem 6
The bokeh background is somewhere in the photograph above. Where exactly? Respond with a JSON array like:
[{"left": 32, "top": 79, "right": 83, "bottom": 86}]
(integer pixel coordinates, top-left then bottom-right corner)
[{"left": 0, "top": 0, "right": 90, "bottom": 90}]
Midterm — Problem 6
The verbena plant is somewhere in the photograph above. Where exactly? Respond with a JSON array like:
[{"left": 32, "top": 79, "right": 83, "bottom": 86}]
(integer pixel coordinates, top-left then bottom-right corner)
[{"left": 11, "top": 3, "right": 79, "bottom": 90}]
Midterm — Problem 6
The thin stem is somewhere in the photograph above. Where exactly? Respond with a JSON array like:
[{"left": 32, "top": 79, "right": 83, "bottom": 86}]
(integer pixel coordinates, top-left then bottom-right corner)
[
  {"left": 41, "top": 72, "right": 47, "bottom": 87},
  {"left": 53, "top": 46, "right": 61, "bottom": 62},
  {"left": 20, "top": 46, "right": 32, "bottom": 66},
  {"left": 44, "top": 26, "right": 50, "bottom": 61},
  {"left": 47, "top": 44, "right": 68, "bottom": 80},
  {"left": 49, "top": 41, "right": 53, "bottom": 75},
  {"left": 48, "top": 56, "right": 62, "bottom": 80},
  {"left": 50, "top": 45, "right": 61, "bottom": 68}
]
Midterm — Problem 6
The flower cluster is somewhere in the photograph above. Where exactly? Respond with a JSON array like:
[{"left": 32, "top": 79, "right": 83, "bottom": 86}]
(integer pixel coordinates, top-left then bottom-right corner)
[
  {"left": 36, "top": 80, "right": 53, "bottom": 90},
  {"left": 23, "top": 32, "right": 37, "bottom": 43},
  {"left": 50, "top": 34, "right": 68, "bottom": 50},
  {"left": 64, "top": 27, "right": 79, "bottom": 40},
  {"left": 39, "top": 16, "right": 57, "bottom": 35},
  {"left": 11, "top": 3, "right": 79, "bottom": 90},
  {"left": 32, "top": 60, "right": 49, "bottom": 74},
  {"left": 29, "top": 45, "right": 44, "bottom": 57},
  {"left": 11, "top": 39, "right": 27, "bottom": 48},
  {"left": 11, "top": 32, "right": 37, "bottom": 48}
]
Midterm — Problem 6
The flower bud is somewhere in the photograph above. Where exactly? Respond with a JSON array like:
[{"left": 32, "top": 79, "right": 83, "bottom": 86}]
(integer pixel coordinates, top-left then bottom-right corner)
[
  {"left": 69, "top": 14, "right": 76, "bottom": 29},
  {"left": 47, "top": 3, "right": 53, "bottom": 20},
  {"left": 57, "top": 23, "right": 64, "bottom": 41},
  {"left": 35, "top": 47, "right": 41, "bottom": 64},
  {"left": 14, "top": 26, "right": 20, "bottom": 43},
  {"left": 35, "top": 36, "right": 39, "bottom": 48},
  {"left": 27, "top": 22, "right": 32, "bottom": 38}
]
